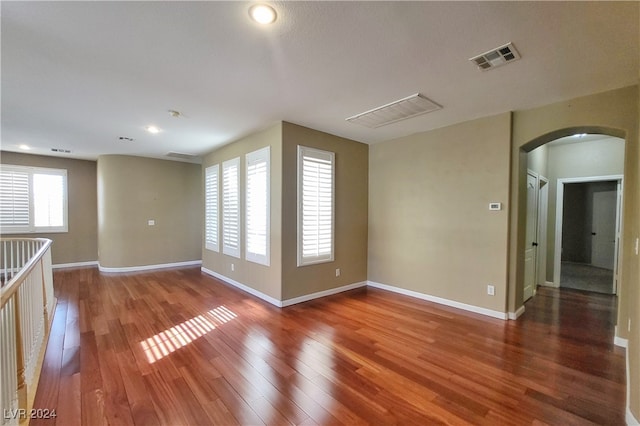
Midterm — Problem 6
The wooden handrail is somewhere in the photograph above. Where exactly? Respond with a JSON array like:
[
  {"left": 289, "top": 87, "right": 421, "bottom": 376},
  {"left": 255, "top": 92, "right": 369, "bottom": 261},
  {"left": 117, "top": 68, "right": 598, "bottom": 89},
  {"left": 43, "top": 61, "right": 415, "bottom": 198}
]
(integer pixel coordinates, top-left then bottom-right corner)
[
  {"left": 0, "top": 237, "right": 54, "bottom": 425},
  {"left": 0, "top": 238, "right": 53, "bottom": 307}
]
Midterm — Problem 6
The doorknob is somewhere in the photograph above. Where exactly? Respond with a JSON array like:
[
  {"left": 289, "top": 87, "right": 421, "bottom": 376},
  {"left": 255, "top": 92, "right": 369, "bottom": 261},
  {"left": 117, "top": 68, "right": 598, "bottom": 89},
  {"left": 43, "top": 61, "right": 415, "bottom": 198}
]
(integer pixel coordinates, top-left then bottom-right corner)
[
  {"left": 532, "top": 242, "right": 538, "bottom": 247},
  {"left": 591, "top": 232, "right": 597, "bottom": 236}
]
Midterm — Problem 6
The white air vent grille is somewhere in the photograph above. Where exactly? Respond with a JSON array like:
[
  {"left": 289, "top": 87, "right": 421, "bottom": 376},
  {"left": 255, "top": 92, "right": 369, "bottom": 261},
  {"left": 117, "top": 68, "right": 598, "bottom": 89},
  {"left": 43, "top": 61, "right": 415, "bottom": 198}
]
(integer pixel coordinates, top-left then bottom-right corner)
[
  {"left": 346, "top": 93, "right": 442, "bottom": 128},
  {"left": 470, "top": 42, "right": 520, "bottom": 71},
  {"left": 167, "top": 151, "right": 199, "bottom": 160},
  {"left": 51, "top": 148, "right": 71, "bottom": 153}
]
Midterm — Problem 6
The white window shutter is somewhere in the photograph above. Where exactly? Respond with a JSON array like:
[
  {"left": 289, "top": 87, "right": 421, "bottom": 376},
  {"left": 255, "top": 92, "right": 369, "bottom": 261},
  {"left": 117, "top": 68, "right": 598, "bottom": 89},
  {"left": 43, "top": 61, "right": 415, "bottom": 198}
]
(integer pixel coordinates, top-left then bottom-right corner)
[
  {"left": 245, "top": 147, "right": 270, "bottom": 266},
  {"left": 222, "top": 157, "right": 240, "bottom": 258},
  {"left": 297, "top": 146, "right": 334, "bottom": 266},
  {"left": 205, "top": 164, "right": 219, "bottom": 252},
  {"left": 0, "top": 169, "right": 30, "bottom": 228}
]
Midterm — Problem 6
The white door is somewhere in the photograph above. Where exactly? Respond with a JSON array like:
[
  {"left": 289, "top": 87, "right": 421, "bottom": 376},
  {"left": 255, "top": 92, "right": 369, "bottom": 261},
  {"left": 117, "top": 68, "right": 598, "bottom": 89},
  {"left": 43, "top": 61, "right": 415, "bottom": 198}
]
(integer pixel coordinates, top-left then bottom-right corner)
[
  {"left": 523, "top": 172, "right": 538, "bottom": 302},
  {"left": 591, "top": 190, "right": 617, "bottom": 270}
]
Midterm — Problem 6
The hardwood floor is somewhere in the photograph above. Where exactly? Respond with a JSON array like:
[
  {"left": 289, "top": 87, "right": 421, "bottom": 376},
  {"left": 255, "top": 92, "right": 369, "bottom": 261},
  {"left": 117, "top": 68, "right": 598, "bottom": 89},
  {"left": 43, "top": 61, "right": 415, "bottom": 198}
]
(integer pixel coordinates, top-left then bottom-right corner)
[{"left": 30, "top": 267, "right": 625, "bottom": 425}]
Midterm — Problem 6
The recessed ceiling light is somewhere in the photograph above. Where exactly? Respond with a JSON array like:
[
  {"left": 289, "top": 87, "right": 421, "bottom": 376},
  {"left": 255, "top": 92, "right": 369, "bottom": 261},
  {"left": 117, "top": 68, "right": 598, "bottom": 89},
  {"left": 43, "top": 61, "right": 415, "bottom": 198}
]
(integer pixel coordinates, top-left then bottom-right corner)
[
  {"left": 19, "top": 144, "right": 30, "bottom": 150},
  {"left": 145, "top": 125, "right": 161, "bottom": 134},
  {"left": 249, "top": 4, "right": 277, "bottom": 25}
]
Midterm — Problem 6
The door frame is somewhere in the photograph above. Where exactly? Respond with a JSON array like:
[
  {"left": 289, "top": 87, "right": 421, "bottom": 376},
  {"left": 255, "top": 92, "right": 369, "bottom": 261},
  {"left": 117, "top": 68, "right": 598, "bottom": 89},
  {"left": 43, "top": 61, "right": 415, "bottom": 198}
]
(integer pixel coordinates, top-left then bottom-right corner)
[
  {"left": 553, "top": 174, "right": 624, "bottom": 292},
  {"left": 536, "top": 176, "right": 549, "bottom": 288}
]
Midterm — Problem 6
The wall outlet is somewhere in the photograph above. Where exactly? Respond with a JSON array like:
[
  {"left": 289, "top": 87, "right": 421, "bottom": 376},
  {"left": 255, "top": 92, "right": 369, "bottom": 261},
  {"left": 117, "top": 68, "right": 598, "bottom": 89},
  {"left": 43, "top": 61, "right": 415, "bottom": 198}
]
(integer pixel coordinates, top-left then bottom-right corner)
[
  {"left": 231, "top": 263, "right": 235, "bottom": 272},
  {"left": 147, "top": 219, "right": 155, "bottom": 226},
  {"left": 487, "top": 285, "right": 495, "bottom": 296},
  {"left": 336, "top": 268, "right": 340, "bottom": 277}
]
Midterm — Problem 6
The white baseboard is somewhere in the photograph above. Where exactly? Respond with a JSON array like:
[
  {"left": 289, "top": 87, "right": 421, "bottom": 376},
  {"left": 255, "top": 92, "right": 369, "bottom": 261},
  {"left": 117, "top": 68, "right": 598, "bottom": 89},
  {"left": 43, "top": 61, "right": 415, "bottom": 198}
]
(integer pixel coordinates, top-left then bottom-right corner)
[
  {"left": 614, "top": 336, "right": 628, "bottom": 348},
  {"left": 282, "top": 281, "right": 367, "bottom": 307},
  {"left": 201, "top": 267, "right": 282, "bottom": 306},
  {"left": 508, "top": 305, "right": 526, "bottom": 320},
  {"left": 614, "top": 326, "right": 629, "bottom": 348},
  {"left": 626, "top": 345, "right": 640, "bottom": 425},
  {"left": 99, "top": 260, "right": 202, "bottom": 273},
  {"left": 614, "top": 326, "right": 628, "bottom": 348},
  {"left": 201, "top": 267, "right": 368, "bottom": 308},
  {"left": 367, "top": 280, "right": 508, "bottom": 320},
  {"left": 52, "top": 260, "right": 98, "bottom": 269},
  {"left": 542, "top": 280, "right": 559, "bottom": 288}
]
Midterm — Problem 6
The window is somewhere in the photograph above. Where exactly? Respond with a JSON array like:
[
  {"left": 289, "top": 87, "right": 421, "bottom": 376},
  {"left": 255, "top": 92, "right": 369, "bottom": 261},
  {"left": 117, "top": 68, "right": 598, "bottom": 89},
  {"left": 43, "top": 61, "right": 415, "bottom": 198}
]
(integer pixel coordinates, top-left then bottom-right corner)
[
  {"left": 204, "top": 164, "right": 219, "bottom": 252},
  {"left": 297, "top": 146, "right": 334, "bottom": 266},
  {"left": 245, "top": 147, "right": 270, "bottom": 266},
  {"left": 0, "top": 165, "right": 68, "bottom": 233},
  {"left": 222, "top": 157, "right": 240, "bottom": 258}
]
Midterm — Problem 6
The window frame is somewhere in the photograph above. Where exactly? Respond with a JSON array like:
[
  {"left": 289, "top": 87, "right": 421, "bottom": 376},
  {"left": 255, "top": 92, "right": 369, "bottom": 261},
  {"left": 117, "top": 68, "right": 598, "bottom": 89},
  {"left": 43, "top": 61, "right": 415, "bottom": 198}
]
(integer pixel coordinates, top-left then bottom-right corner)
[
  {"left": 0, "top": 164, "right": 68, "bottom": 234},
  {"left": 204, "top": 164, "right": 219, "bottom": 252},
  {"left": 297, "top": 145, "right": 335, "bottom": 267}
]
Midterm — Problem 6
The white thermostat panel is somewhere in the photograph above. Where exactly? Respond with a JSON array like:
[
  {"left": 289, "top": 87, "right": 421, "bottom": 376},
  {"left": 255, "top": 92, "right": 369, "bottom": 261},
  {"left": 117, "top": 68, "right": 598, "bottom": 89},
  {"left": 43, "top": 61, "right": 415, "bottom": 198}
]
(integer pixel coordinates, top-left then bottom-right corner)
[{"left": 489, "top": 203, "right": 502, "bottom": 211}]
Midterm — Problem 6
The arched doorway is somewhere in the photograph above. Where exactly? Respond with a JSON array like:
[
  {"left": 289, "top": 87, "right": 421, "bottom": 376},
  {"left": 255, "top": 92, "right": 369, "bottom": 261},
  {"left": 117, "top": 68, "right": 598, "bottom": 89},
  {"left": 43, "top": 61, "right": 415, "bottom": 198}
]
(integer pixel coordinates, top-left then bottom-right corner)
[
  {"left": 524, "top": 133, "right": 624, "bottom": 302},
  {"left": 504, "top": 86, "right": 639, "bottom": 424},
  {"left": 510, "top": 125, "right": 628, "bottom": 316}
]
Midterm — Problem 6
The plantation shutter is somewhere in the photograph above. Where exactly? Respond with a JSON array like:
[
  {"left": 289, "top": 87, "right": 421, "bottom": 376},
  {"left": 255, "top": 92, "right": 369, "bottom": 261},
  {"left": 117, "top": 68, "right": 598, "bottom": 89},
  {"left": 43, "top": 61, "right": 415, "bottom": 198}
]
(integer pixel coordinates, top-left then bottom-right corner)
[
  {"left": 205, "top": 164, "right": 219, "bottom": 252},
  {"left": 297, "top": 146, "right": 334, "bottom": 266},
  {"left": 245, "top": 147, "right": 270, "bottom": 266},
  {"left": 222, "top": 157, "right": 240, "bottom": 258},
  {"left": 0, "top": 168, "right": 30, "bottom": 229}
]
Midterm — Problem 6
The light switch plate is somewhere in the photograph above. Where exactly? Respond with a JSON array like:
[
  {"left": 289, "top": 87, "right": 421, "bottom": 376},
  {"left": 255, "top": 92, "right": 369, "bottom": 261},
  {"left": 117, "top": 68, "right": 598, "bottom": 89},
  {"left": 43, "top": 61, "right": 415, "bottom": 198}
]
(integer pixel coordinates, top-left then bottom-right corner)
[{"left": 489, "top": 203, "right": 501, "bottom": 211}]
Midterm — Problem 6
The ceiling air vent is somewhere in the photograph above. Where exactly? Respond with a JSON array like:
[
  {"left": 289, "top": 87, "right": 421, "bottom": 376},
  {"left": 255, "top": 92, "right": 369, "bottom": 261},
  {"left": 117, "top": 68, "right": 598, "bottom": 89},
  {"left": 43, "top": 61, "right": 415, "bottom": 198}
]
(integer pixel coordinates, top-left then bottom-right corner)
[
  {"left": 469, "top": 42, "right": 520, "bottom": 71},
  {"left": 346, "top": 93, "right": 442, "bottom": 128},
  {"left": 51, "top": 148, "right": 71, "bottom": 153},
  {"left": 166, "top": 152, "right": 199, "bottom": 160}
]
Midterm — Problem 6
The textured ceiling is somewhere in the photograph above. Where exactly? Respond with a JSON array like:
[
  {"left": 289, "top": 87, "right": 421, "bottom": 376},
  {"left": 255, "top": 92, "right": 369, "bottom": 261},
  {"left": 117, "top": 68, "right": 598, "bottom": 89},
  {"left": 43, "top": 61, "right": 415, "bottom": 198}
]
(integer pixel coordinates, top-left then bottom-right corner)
[{"left": 1, "top": 1, "right": 638, "bottom": 162}]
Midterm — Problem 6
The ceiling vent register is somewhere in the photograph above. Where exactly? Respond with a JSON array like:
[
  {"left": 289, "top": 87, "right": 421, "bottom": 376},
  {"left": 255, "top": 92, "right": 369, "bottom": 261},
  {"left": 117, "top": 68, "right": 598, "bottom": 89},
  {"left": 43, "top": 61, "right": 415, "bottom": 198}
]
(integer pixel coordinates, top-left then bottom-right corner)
[
  {"left": 166, "top": 151, "right": 199, "bottom": 160},
  {"left": 346, "top": 93, "right": 442, "bottom": 128},
  {"left": 469, "top": 42, "right": 520, "bottom": 71}
]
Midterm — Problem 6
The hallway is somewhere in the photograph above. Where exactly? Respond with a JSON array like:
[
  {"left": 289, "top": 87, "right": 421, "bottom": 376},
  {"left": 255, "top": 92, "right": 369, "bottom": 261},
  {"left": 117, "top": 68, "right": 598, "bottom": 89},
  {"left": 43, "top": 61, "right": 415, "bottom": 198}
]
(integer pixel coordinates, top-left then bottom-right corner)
[{"left": 560, "top": 261, "right": 614, "bottom": 294}]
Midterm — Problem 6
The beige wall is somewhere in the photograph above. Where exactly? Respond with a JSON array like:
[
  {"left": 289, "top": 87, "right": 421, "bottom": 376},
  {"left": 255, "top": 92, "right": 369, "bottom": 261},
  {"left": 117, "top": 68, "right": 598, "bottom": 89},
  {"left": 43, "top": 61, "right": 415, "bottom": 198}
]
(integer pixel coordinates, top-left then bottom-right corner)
[
  {"left": 97, "top": 155, "right": 201, "bottom": 268},
  {"left": 527, "top": 144, "right": 548, "bottom": 177},
  {"left": 510, "top": 85, "right": 639, "bottom": 420},
  {"left": 368, "top": 113, "right": 511, "bottom": 313},
  {"left": 201, "top": 122, "right": 368, "bottom": 302},
  {"left": 0, "top": 151, "right": 98, "bottom": 265},
  {"left": 201, "top": 124, "right": 283, "bottom": 300},
  {"left": 633, "top": 76, "right": 640, "bottom": 421},
  {"left": 281, "top": 122, "right": 368, "bottom": 300}
]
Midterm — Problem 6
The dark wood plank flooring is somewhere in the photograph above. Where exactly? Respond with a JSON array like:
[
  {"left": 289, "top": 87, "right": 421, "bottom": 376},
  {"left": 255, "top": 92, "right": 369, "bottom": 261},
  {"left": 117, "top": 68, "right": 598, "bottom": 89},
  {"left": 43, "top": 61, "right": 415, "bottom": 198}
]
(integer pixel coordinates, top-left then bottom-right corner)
[{"left": 30, "top": 267, "right": 625, "bottom": 425}]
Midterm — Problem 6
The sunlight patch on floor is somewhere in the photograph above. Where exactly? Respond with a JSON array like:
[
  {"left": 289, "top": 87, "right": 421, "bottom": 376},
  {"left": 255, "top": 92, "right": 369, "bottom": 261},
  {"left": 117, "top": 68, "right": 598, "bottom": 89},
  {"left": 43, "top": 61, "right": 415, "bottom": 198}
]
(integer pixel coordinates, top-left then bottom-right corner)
[{"left": 141, "top": 305, "right": 237, "bottom": 363}]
